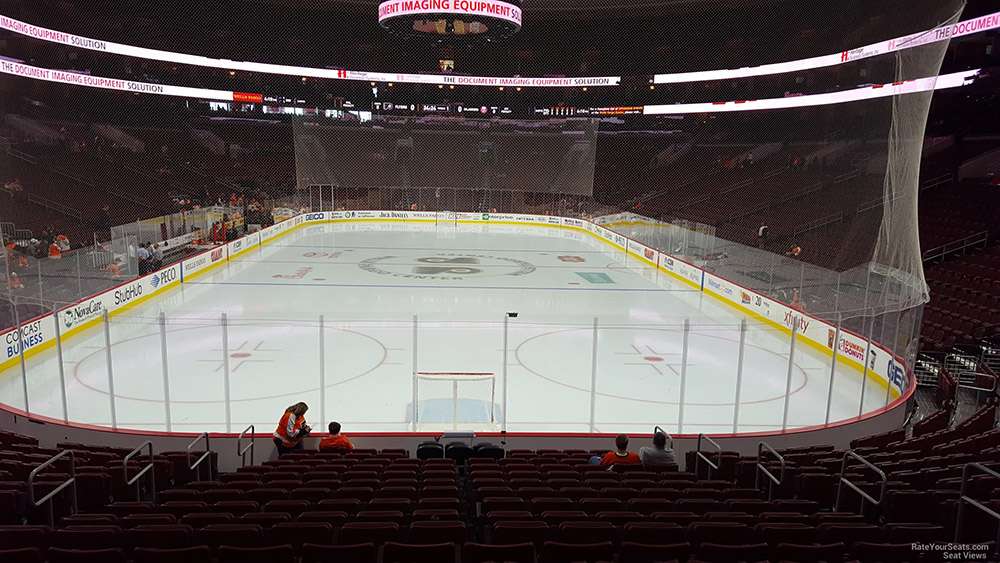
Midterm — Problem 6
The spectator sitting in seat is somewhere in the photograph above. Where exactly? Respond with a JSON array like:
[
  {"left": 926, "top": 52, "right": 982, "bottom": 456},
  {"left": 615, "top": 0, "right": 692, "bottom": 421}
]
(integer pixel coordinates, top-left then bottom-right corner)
[
  {"left": 639, "top": 431, "right": 675, "bottom": 466},
  {"left": 318, "top": 421, "right": 354, "bottom": 452},
  {"left": 592, "top": 434, "right": 641, "bottom": 466}
]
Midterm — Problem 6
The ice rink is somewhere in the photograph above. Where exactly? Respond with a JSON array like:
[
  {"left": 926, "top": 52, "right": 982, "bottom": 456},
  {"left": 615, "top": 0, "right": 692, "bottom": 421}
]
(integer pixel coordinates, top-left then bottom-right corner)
[{"left": 1, "top": 221, "right": 892, "bottom": 435}]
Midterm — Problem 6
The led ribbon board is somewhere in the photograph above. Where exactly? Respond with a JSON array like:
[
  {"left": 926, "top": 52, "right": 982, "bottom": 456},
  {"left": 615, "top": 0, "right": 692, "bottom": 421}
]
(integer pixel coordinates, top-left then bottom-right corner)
[
  {"left": 1, "top": 12, "right": 996, "bottom": 87},
  {"left": 0, "top": 59, "right": 245, "bottom": 101},
  {"left": 0, "top": 13, "right": 615, "bottom": 87},
  {"left": 653, "top": 11, "right": 1000, "bottom": 84},
  {"left": 643, "top": 69, "right": 980, "bottom": 115},
  {"left": 0, "top": 57, "right": 979, "bottom": 112},
  {"left": 378, "top": 0, "right": 523, "bottom": 28}
]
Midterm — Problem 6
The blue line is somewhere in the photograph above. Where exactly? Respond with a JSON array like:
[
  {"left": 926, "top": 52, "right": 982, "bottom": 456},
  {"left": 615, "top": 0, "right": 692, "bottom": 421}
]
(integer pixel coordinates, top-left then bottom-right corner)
[{"left": 185, "top": 280, "right": 696, "bottom": 293}]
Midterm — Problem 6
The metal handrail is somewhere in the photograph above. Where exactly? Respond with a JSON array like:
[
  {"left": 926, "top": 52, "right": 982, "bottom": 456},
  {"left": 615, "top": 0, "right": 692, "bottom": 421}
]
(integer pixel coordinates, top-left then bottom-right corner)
[
  {"left": 922, "top": 230, "right": 989, "bottom": 263},
  {"left": 955, "top": 463, "right": 1000, "bottom": 545},
  {"left": 187, "top": 432, "right": 212, "bottom": 481},
  {"left": 834, "top": 450, "right": 887, "bottom": 513},
  {"left": 755, "top": 441, "right": 786, "bottom": 500},
  {"left": 695, "top": 434, "right": 721, "bottom": 479},
  {"left": 653, "top": 426, "right": 674, "bottom": 450},
  {"left": 959, "top": 371, "right": 998, "bottom": 394},
  {"left": 28, "top": 450, "right": 77, "bottom": 527},
  {"left": 124, "top": 442, "right": 156, "bottom": 503},
  {"left": 26, "top": 191, "right": 83, "bottom": 220},
  {"left": 238, "top": 424, "right": 255, "bottom": 468}
]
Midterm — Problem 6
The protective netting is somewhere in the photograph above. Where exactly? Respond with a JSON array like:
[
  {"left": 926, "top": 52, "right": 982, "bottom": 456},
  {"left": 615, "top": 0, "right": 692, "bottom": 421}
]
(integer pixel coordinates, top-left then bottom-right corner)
[
  {"left": 293, "top": 116, "right": 599, "bottom": 199},
  {"left": 871, "top": 7, "right": 965, "bottom": 314}
]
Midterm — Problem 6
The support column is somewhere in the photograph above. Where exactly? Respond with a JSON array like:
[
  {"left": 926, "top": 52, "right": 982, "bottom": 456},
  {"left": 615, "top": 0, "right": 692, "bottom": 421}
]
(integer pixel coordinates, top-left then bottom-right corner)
[
  {"left": 103, "top": 311, "right": 117, "bottom": 429},
  {"left": 781, "top": 322, "right": 798, "bottom": 431},
  {"left": 160, "top": 312, "right": 172, "bottom": 431},
  {"left": 54, "top": 306, "right": 68, "bottom": 423},
  {"left": 411, "top": 315, "right": 419, "bottom": 430},
  {"left": 588, "top": 318, "right": 599, "bottom": 433},
  {"left": 825, "top": 315, "right": 841, "bottom": 425},
  {"left": 678, "top": 319, "right": 690, "bottom": 433},
  {"left": 732, "top": 319, "right": 747, "bottom": 433},
  {"left": 222, "top": 313, "right": 231, "bottom": 433}
]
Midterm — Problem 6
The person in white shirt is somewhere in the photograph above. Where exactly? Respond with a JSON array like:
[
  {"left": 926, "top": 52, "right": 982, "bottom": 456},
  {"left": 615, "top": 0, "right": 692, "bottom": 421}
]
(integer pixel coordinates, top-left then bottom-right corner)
[
  {"left": 151, "top": 243, "right": 164, "bottom": 270},
  {"left": 137, "top": 243, "right": 151, "bottom": 274}
]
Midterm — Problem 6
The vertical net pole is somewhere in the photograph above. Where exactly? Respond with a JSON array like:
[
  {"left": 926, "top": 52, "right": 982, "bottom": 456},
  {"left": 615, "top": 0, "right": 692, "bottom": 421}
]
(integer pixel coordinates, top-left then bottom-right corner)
[
  {"left": 14, "top": 303, "right": 29, "bottom": 414},
  {"left": 862, "top": 268, "right": 872, "bottom": 312},
  {"left": 798, "top": 263, "right": 805, "bottom": 297},
  {"left": 452, "top": 380, "right": 459, "bottom": 431},
  {"left": 159, "top": 312, "right": 172, "bottom": 432},
  {"left": 1, "top": 229, "right": 9, "bottom": 301},
  {"left": 75, "top": 252, "right": 82, "bottom": 295},
  {"left": 782, "top": 322, "right": 798, "bottom": 431},
  {"left": 768, "top": 254, "right": 777, "bottom": 295},
  {"left": 222, "top": 313, "right": 231, "bottom": 433},
  {"left": 833, "top": 273, "right": 841, "bottom": 312},
  {"left": 825, "top": 314, "right": 841, "bottom": 425},
  {"left": 678, "top": 319, "right": 689, "bottom": 434},
  {"left": 103, "top": 310, "right": 117, "bottom": 429},
  {"left": 885, "top": 311, "right": 900, "bottom": 407},
  {"left": 411, "top": 314, "right": 418, "bottom": 430},
  {"left": 732, "top": 319, "right": 746, "bottom": 433},
  {"left": 588, "top": 317, "right": 599, "bottom": 433},
  {"left": 858, "top": 316, "right": 873, "bottom": 418},
  {"left": 319, "top": 315, "right": 326, "bottom": 426},
  {"left": 53, "top": 305, "right": 68, "bottom": 423},
  {"left": 36, "top": 260, "right": 42, "bottom": 303},
  {"left": 501, "top": 314, "right": 509, "bottom": 432}
]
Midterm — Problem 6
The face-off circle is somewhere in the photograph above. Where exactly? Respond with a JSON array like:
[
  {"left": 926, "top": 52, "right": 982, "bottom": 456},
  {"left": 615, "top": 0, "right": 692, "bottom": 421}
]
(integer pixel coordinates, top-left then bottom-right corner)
[{"left": 378, "top": 0, "right": 523, "bottom": 39}]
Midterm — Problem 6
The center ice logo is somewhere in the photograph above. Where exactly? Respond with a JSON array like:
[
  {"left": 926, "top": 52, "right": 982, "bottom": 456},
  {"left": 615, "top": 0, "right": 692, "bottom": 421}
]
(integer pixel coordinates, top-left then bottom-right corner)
[
  {"left": 414, "top": 257, "right": 482, "bottom": 275},
  {"left": 359, "top": 253, "right": 536, "bottom": 280}
]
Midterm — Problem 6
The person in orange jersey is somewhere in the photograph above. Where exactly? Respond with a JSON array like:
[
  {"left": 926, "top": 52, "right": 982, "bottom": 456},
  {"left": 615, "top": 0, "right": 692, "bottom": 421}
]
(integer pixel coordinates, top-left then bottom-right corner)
[
  {"left": 318, "top": 421, "right": 354, "bottom": 452},
  {"left": 593, "top": 434, "right": 641, "bottom": 466},
  {"left": 273, "top": 402, "right": 311, "bottom": 455}
]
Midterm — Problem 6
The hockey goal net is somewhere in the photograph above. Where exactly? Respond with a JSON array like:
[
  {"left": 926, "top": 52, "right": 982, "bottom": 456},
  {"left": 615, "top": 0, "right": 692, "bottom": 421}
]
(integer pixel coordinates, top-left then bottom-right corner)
[{"left": 414, "top": 371, "right": 496, "bottom": 430}]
